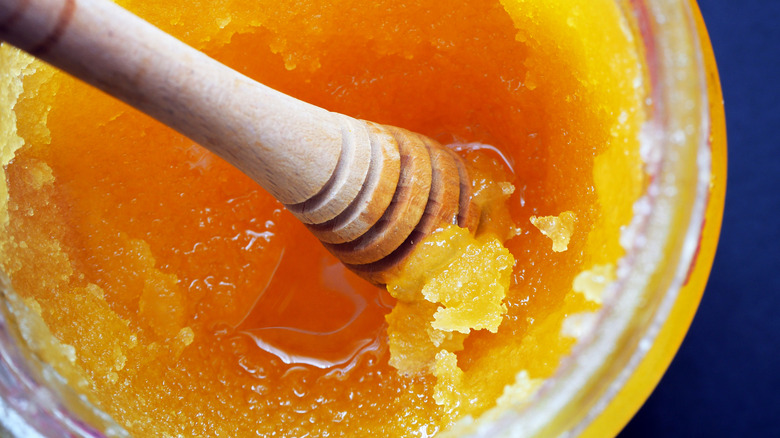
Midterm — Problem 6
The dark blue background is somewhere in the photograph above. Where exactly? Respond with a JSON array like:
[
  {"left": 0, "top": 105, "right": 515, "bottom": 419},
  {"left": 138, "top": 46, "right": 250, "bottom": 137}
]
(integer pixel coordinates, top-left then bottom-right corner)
[{"left": 620, "top": 1, "right": 780, "bottom": 436}]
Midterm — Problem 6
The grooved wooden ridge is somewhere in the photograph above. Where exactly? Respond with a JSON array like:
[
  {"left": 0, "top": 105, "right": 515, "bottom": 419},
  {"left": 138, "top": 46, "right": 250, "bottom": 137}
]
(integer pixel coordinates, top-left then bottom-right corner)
[{"left": 0, "top": 0, "right": 477, "bottom": 283}]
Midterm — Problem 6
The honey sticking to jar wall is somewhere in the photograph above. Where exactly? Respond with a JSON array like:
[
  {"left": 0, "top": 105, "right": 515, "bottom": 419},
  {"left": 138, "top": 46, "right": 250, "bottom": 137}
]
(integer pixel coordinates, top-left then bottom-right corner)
[{"left": 0, "top": 0, "right": 646, "bottom": 436}]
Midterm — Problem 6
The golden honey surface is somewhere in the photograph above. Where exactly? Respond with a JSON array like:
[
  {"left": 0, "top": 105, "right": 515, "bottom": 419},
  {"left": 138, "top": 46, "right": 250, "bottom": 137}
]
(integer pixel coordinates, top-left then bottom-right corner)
[{"left": 0, "top": 0, "right": 645, "bottom": 435}]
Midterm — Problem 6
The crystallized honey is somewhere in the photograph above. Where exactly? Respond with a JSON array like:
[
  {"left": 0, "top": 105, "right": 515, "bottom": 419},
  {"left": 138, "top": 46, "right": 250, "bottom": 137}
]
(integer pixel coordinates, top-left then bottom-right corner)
[{"left": 0, "top": 0, "right": 646, "bottom": 436}]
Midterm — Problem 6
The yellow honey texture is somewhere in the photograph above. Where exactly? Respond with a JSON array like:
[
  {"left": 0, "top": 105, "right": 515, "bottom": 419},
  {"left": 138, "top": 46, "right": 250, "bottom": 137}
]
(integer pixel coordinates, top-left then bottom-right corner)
[{"left": 0, "top": 0, "right": 646, "bottom": 435}]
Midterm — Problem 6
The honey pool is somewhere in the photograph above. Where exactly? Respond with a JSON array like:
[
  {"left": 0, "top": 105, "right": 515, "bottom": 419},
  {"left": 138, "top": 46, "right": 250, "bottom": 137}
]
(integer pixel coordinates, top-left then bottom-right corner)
[{"left": 0, "top": 0, "right": 725, "bottom": 436}]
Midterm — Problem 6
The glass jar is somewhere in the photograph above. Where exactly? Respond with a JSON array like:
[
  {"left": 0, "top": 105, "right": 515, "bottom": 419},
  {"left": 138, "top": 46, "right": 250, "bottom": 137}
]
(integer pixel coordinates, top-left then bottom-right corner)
[{"left": 0, "top": 0, "right": 725, "bottom": 436}]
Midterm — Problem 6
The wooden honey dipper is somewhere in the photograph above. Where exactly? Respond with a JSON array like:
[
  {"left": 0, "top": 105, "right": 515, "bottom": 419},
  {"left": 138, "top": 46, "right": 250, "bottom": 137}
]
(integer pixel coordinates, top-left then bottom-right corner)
[{"left": 0, "top": 0, "right": 479, "bottom": 283}]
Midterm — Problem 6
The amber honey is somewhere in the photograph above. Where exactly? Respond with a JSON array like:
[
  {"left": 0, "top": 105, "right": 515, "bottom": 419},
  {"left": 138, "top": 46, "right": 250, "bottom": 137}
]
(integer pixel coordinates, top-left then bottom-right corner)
[{"left": 0, "top": 0, "right": 647, "bottom": 435}]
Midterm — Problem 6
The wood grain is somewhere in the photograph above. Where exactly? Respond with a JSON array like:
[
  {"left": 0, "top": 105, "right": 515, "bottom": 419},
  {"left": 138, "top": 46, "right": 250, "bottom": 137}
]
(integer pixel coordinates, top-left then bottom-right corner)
[{"left": 0, "top": 0, "right": 476, "bottom": 283}]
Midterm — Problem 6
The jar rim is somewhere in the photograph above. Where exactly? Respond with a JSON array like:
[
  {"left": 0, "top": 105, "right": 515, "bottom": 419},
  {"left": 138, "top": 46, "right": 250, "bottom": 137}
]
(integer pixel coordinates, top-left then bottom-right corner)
[{"left": 0, "top": 0, "right": 718, "bottom": 436}]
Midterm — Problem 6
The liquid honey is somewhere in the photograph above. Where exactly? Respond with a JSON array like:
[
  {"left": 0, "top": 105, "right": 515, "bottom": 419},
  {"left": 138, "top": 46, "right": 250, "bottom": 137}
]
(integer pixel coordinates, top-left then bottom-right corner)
[{"left": 0, "top": 0, "right": 646, "bottom": 435}]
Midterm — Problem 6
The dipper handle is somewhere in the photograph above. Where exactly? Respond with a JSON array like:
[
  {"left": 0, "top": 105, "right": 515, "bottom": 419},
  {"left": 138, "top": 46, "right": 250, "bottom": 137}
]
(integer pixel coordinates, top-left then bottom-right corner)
[{"left": 0, "top": 0, "right": 478, "bottom": 282}]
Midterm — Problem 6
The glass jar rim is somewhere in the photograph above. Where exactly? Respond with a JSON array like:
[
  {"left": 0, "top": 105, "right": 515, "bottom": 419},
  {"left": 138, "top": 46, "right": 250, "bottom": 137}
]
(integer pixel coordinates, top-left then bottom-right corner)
[{"left": 0, "top": 0, "right": 718, "bottom": 436}]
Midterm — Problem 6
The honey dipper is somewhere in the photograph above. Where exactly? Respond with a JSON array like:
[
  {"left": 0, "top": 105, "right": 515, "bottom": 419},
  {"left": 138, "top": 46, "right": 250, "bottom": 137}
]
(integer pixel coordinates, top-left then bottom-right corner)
[{"left": 0, "top": 0, "right": 479, "bottom": 283}]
